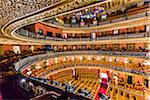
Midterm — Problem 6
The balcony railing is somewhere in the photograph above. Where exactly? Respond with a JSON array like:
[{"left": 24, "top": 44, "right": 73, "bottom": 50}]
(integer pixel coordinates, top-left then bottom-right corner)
[
  {"left": 16, "top": 28, "right": 149, "bottom": 42},
  {"left": 36, "top": 62, "right": 149, "bottom": 78},
  {"left": 15, "top": 51, "right": 148, "bottom": 76},
  {"left": 46, "top": 10, "right": 149, "bottom": 28},
  {"left": 20, "top": 75, "right": 92, "bottom": 99}
]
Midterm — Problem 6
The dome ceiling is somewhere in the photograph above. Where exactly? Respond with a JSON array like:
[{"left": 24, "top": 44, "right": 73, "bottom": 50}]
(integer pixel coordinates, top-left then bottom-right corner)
[
  {"left": 0, "top": 0, "right": 146, "bottom": 44},
  {"left": 0, "top": 0, "right": 107, "bottom": 44},
  {"left": 0, "top": 0, "right": 105, "bottom": 29},
  {"left": 0, "top": 0, "right": 63, "bottom": 28}
]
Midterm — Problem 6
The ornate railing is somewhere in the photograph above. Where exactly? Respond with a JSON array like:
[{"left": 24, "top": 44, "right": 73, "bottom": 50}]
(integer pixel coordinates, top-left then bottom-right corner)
[
  {"left": 46, "top": 10, "right": 149, "bottom": 28},
  {"left": 15, "top": 51, "right": 148, "bottom": 76},
  {"left": 16, "top": 28, "right": 149, "bottom": 42},
  {"left": 33, "top": 62, "right": 149, "bottom": 78}
]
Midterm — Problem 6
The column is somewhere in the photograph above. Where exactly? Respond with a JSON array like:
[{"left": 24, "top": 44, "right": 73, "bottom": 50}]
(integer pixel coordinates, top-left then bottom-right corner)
[
  {"left": 146, "top": 25, "right": 150, "bottom": 37},
  {"left": 91, "top": 32, "right": 96, "bottom": 41},
  {"left": 145, "top": 44, "right": 150, "bottom": 59}
]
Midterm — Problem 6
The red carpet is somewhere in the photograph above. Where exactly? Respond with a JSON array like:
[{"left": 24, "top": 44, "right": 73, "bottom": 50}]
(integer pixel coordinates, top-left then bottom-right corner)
[{"left": 94, "top": 78, "right": 108, "bottom": 100}]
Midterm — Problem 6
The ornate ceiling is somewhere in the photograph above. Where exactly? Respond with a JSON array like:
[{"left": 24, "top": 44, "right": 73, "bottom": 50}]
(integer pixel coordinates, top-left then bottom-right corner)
[
  {"left": 0, "top": 0, "right": 103, "bottom": 29},
  {"left": 0, "top": 0, "right": 107, "bottom": 44},
  {"left": 0, "top": 0, "right": 148, "bottom": 45},
  {"left": 1, "top": 0, "right": 108, "bottom": 38},
  {"left": 0, "top": 0, "right": 63, "bottom": 28}
]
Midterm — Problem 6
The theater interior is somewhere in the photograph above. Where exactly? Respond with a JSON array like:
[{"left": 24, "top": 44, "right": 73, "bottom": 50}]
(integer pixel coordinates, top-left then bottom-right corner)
[{"left": 0, "top": 0, "right": 150, "bottom": 100}]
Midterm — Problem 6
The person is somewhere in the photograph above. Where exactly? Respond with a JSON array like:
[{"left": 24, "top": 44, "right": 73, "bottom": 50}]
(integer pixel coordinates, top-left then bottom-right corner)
[
  {"left": 114, "top": 74, "right": 118, "bottom": 85},
  {"left": 29, "top": 81, "right": 34, "bottom": 90},
  {"left": 65, "top": 84, "right": 68, "bottom": 92},
  {"left": 68, "top": 81, "right": 72, "bottom": 88},
  {"left": 83, "top": 88, "right": 90, "bottom": 97},
  {"left": 67, "top": 81, "right": 74, "bottom": 92}
]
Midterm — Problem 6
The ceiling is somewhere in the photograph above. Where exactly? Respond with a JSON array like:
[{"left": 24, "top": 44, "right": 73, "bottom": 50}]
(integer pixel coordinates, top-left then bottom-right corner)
[
  {"left": 0, "top": 0, "right": 65, "bottom": 28},
  {"left": 0, "top": 0, "right": 109, "bottom": 44},
  {"left": 0, "top": 0, "right": 147, "bottom": 45}
]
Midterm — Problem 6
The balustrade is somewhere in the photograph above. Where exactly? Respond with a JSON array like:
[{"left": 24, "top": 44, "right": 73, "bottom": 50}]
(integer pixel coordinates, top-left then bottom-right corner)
[
  {"left": 47, "top": 9, "right": 149, "bottom": 28},
  {"left": 15, "top": 51, "right": 147, "bottom": 72},
  {"left": 16, "top": 28, "right": 149, "bottom": 42}
]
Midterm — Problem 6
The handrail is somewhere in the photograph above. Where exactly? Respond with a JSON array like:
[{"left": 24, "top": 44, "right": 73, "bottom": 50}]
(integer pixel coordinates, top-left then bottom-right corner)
[
  {"left": 25, "top": 76, "right": 92, "bottom": 99},
  {"left": 16, "top": 28, "right": 149, "bottom": 42},
  {"left": 15, "top": 51, "right": 146, "bottom": 72},
  {"left": 46, "top": 10, "right": 149, "bottom": 28},
  {"left": 32, "top": 63, "right": 149, "bottom": 78}
]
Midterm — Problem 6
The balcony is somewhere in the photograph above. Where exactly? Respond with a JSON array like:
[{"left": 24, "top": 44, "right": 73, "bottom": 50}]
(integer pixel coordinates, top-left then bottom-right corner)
[
  {"left": 16, "top": 28, "right": 149, "bottom": 42},
  {"left": 45, "top": 8, "right": 149, "bottom": 28},
  {"left": 14, "top": 51, "right": 149, "bottom": 76}
]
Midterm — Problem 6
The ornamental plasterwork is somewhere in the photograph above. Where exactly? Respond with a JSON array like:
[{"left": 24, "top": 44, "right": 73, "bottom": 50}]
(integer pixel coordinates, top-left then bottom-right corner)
[
  {"left": 1, "top": 0, "right": 105, "bottom": 38},
  {"left": 0, "top": 0, "right": 65, "bottom": 28},
  {"left": 1, "top": 0, "right": 145, "bottom": 39}
]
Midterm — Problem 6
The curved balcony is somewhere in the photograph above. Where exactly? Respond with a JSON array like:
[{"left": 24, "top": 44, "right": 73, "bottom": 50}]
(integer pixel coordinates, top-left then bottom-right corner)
[
  {"left": 16, "top": 28, "right": 150, "bottom": 43},
  {"left": 1, "top": 0, "right": 109, "bottom": 39},
  {"left": 10, "top": 50, "right": 149, "bottom": 99},
  {"left": 14, "top": 51, "right": 149, "bottom": 77},
  {"left": 45, "top": 8, "right": 149, "bottom": 28},
  {"left": 16, "top": 53, "right": 149, "bottom": 100},
  {"left": 29, "top": 62, "right": 148, "bottom": 78}
]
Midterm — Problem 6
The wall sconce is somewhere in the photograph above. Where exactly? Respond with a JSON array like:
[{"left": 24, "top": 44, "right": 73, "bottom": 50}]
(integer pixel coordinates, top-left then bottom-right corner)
[
  {"left": 115, "top": 58, "right": 119, "bottom": 62},
  {"left": 124, "top": 58, "right": 128, "bottom": 64},
  {"left": 80, "top": 56, "right": 83, "bottom": 60},
  {"left": 88, "top": 56, "right": 91, "bottom": 60},
  {"left": 63, "top": 57, "right": 67, "bottom": 61},
  {"left": 72, "top": 56, "right": 75, "bottom": 61},
  {"left": 27, "top": 71, "right": 32, "bottom": 75},
  {"left": 36, "top": 64, "right": 41, "bottom": 69},
  {"left": 45, "top": 60, "right": 49, "bottom": 65},
  {"left": 109, "top": 58, "right": 113, "bottom": 62},
  {"left": 27, "top": 68, "right": 31, "bottom": 71},
  {"left": 97, "top": 57, "right": 100, "bottom": 61}
]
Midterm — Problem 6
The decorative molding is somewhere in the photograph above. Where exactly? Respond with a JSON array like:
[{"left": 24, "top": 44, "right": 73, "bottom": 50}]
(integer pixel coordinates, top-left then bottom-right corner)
[{"left": 1, "top": 0, "right": 111, "bottom": 39}]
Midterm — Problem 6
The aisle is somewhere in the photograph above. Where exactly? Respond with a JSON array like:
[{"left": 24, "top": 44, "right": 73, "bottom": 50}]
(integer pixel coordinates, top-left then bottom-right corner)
[{"left": 94, "top": 78, "right": 108, "bottom": 100}]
